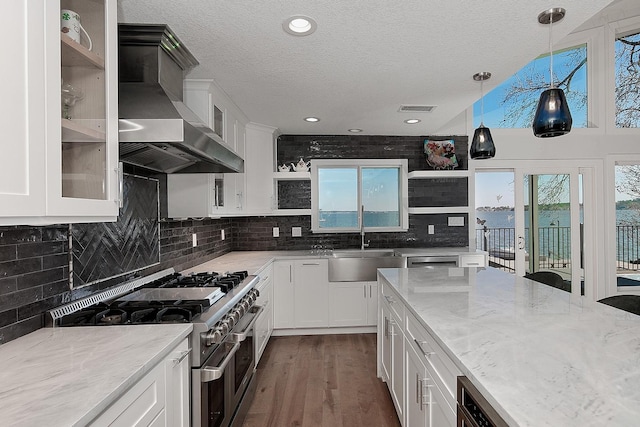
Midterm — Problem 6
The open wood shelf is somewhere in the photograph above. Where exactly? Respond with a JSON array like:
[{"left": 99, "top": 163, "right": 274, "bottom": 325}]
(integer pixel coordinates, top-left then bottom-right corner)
[
  {"left": 61, "top": 119, "right": 106, "bottom": 142},
  {"left": 408, "top": 170, "right": 469, "bottom": 179},
  {"left": 273, "top": 172, "right": 311, "bottom": 180},
  {"left": 61, "top": 34, "right": 105, "bottom": 69}
]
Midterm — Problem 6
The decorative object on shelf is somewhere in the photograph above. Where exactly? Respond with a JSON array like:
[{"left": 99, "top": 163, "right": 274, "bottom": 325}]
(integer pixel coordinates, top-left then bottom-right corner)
[
  {"left": 291, "top": 158, "right": 311, "bottom": 172},
  {"left": 532, "top": 7, "right": 572, "bottom": 138},
  {"left": 60, "top": 9, "right": 93, "bottom": 51},
  {"left": 470, "top": 72, "right": 496, "bottom": 159},
  {"left": 278, "top": 164, "right": 291, "bottom": 172},
  {"left": 61, "top": 81, "right": 84, "bottom": 119},
  {"left": 424, "top": 139, "right": 459, "bottom": 169}
]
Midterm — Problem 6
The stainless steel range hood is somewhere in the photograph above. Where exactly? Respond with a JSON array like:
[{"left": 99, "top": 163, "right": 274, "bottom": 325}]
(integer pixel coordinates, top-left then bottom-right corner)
[{"left": 118, "top": 24, "right": 244, "bottom": 174}]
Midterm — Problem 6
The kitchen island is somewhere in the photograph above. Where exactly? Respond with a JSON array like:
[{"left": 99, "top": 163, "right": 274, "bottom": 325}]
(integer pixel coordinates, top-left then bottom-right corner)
[{"left": 378, "top": 266, "right": 640, "bottom": 426}]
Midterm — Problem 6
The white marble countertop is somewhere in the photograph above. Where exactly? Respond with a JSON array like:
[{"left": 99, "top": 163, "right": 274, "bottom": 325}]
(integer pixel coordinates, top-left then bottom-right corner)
[
  {"left": 0, "top": 324, "right": 192, "bottom": 427},
  {"left": 378, "top": 266, "right": 640, "bottom": 427}
]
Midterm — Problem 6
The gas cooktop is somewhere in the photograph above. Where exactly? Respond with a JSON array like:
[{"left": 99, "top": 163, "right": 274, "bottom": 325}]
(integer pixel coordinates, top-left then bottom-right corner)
[{"left": 48, "top": 269, "right": 251, "bottom": 327}]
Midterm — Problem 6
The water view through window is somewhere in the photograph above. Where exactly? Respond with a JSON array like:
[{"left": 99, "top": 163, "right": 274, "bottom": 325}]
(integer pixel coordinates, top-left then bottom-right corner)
[{"left": 317, "top": 166, "right": 400, "bottom": 229}]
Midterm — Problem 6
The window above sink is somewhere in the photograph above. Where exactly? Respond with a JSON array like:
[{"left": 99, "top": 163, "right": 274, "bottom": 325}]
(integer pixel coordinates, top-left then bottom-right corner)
[{"left": 310, "top": 159, "right": 408, "bottom": 233}]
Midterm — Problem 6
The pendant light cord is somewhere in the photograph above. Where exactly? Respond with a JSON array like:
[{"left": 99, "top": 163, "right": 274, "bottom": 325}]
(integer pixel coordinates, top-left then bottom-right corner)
[
  {"left": 480, "top": 79, "right": 485, "bottom": 126},
  {"left": 549, "top": 12, "right": 554, "bottom": 88}
]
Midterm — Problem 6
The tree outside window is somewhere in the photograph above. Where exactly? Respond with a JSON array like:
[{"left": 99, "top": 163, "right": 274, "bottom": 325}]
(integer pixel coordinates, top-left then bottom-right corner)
[{"left": 615, "top": 31, "right": 640, "bottom": 128}]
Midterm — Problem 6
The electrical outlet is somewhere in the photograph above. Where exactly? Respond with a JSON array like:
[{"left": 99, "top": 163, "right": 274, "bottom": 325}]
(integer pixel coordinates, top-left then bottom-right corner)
[
  {"left": 428, "top": 225, "right": 435, "bottom": 234},
  {"left": 292, "top": 227, "right": 302, "bottom": 237},
  {"left": 221, "top": 229, "right": 225, "bottom": 240},
  {"left": 192, "top": 233, "right": 197, "bottom": 247},
  {"left": 273, "top": 227, "right": 280, "bottom": 237},
  {"left": 448, "top": 216, "right": 465, "bottom": 226}
]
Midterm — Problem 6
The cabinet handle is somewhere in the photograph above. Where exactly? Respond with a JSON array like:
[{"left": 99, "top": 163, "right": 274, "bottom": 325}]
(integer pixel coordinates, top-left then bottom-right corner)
[
  {"left": 364, "top": 285, "right": 367, "bottom": 298},
  {"left": 289, "top": 265, "right": 292, "bottom": 282},
  {"left": 117, "top": 162, "right": 124, "bottom": 208},
  {"left": 416, "top": 373, "right": 421, "bottom": 407},
  {"left": 384, "top": 317, "right": 389, "bottom": 338},
  {"left": 418, "top": 377, "right": 431, "bottom": 408},
  {"left": 414, "top": 339, "right": 435, "bottom": 357},
  {"left": 171, "top": 348, "right": 192, "bottom": 366},
  {"left": 302, "top": 263, "right": 319, "bottom": 266},
  {"left": 369, "top": 285, "right": 372, "bottom": 298}
]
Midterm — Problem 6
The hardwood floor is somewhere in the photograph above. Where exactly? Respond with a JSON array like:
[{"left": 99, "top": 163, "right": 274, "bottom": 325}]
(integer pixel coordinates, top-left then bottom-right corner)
[{"left": 243, "top": 334, "right": 401, "bottom": 427}]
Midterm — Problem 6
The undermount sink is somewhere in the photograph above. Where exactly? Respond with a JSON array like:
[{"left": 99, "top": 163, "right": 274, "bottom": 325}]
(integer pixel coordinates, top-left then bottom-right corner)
[{"left": 329, "top": 250, "right": 404, "bottom": 281}]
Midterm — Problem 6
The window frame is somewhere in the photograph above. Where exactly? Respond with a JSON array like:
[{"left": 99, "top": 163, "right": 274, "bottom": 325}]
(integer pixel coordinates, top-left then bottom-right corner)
[{"left": 310, "top": 158, "right": 409, "bottom": 233}]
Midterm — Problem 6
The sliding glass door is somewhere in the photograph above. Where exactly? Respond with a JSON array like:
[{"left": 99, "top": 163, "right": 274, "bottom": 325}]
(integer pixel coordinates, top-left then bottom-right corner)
[{"left": 476, "top": 164, "right": 592, "bottom": 296}]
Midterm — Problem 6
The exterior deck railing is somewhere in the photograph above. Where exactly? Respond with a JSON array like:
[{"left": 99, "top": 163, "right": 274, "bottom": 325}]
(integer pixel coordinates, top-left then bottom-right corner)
[{"left": 477, "top": 225, "right": 640, "bottom": 273}]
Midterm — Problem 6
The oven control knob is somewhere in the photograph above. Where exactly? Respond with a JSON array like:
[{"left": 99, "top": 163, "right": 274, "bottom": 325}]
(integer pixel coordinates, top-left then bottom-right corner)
[
  {"left": 222, "top": 316, "right": 235, "bottom": 330},
  {"left": 203, "top": 328, "right": 223, "bottom": 346},
  {"left": 241, "top": 299, "right": 251, "bottom": 311},
  {"left": 218, "top": 321, "right": 230, "bottom": 336}
]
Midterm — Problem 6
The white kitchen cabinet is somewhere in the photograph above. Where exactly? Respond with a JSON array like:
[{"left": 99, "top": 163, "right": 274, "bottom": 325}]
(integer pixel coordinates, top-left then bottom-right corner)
[
  {"left": 380, "top": 284, "right": 404, "bottom": 422},
  {"left": 329, "top": 281, "right": 377, "bottom": 327},
  {"left": 165, "top": 338, "right": 190, "bottom": 427},
  {"left": 254, "top": 264, "right": 274, "bottom": 365},
  {"left": 406, "top": 342, "right": 429, "bottom": 427},
  {"left": 293, "top": 259, "right": 329, "bottom": 328},
  {"left": 0, "top": 0, "right": 119, "bottom": 225},
  {"left": 89, "top": 337, "right": 189, "bottom": 427},
  {"left": 273, "top": 259, "right": 329, "bottom": 330},
  {"left": 169, "top": 80, "right": 248, "bottom": 217},
  {"left": 245, "top": 123, "right": 278, "bottom": 213},
  {"left": 273, "top": 261, "right": 295, "bottom": 328}
]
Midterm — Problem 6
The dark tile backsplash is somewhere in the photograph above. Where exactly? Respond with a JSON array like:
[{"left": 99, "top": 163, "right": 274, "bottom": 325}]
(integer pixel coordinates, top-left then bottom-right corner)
[
  {"left": 0, "top": 134, "right": 469, "bottom": 344},
  {"left": 277, "top": 134, "right": 468, "bottom": 171},
  {"left": 232, "top": 214, "right": 468, "bottom": 251}
]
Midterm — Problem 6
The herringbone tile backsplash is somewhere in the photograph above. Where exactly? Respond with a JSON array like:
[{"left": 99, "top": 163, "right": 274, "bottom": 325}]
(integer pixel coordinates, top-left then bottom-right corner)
[{"left": 71, "top": 174, "right": 160, "bottom": 287}]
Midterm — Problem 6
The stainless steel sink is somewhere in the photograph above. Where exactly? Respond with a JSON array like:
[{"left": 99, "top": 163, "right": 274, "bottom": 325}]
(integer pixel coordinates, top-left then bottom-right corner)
[{"left": 329, "top": 250, "right": 404, "bottom": 281}]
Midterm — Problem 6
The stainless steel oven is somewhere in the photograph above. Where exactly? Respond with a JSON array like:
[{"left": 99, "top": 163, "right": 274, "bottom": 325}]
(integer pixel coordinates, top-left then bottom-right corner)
[{"left": 194, "top": 304, "right": 263, "bottom": 427}]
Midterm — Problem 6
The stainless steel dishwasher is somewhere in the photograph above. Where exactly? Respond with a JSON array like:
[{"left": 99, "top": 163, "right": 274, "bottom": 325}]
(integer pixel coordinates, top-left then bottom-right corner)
[{"left": 405, "top": 255, "right": 458, "bottom": 268}]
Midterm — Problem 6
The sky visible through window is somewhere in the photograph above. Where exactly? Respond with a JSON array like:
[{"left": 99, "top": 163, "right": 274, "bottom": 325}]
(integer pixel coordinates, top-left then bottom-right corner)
[{"left": 473, "top": 45, "right": 587, "bottom": 129}]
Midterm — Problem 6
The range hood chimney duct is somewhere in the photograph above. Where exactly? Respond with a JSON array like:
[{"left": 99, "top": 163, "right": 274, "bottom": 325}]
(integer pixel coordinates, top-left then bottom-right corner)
[{"left": 118, "top": 24, "right": 244, "bottom": 174}]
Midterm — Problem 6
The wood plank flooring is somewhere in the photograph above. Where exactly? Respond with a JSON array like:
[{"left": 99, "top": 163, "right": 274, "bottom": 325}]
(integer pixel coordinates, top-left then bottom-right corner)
[{"left": 243, "top": 334, "right": 401, "bottom": 427}]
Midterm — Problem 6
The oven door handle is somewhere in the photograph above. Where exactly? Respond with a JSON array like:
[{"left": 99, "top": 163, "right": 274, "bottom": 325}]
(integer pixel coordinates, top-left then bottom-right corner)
[
  {"left": 200, "top": 342, "right": 241, "bottom": 383},
  {"left": 231, "top": 305, "right": 265, "bottom": 342}
]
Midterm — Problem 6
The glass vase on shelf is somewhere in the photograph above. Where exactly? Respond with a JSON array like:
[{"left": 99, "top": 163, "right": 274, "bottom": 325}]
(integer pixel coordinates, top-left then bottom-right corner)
[{"left": 61, "top": 82, "right": 84, "bottom": 120}]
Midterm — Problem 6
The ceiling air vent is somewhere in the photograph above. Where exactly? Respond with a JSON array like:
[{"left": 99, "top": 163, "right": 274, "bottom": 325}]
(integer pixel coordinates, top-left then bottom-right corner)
[{"left": 398, "top": 105, "right": 437, "bottom": 113}]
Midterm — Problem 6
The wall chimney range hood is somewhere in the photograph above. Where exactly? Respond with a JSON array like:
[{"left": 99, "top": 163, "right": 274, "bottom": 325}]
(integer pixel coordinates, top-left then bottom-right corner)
[{"left": 118, "top": 24, "right": 244, "bottom": 173}]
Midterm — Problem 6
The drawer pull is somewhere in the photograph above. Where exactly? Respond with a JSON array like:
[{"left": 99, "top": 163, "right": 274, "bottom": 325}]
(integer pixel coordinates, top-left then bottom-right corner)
[{"left": 414, "top": 339, "right": 435, "bottom": 357}]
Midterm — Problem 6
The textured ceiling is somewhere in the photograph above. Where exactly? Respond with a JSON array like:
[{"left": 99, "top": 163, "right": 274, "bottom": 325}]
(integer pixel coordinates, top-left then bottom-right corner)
[{"left": 117, "top": 0, "right": 619, "bottom": 135}]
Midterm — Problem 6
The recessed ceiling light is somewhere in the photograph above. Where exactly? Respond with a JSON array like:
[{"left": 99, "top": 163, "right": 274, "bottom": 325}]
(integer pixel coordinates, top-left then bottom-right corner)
[
  {"left": 304, "top": 117, "right": 320, "bottom": 122},
  {"left": 283, "top": 16, "right": 317, "bottom": 36},
  {"left": 348, "top": 128, "right": 363, "bottom": 133},
  {"left": 404, "top": 119, "right": 421, "bottom": 124}
]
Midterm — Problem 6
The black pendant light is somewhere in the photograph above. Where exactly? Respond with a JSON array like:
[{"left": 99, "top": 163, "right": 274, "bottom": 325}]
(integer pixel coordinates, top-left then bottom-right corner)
[
  {"left": 470, "top": 72, "right": 496, "bottom": 159},
  {"left": 532, "top": 8, "right": 572, "bottom": 138}
]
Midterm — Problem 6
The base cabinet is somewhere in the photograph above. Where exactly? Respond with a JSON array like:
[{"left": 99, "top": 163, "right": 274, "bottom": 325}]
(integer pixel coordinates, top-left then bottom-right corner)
[
  {"left": 89, "top": 338, "right": 189, "bottom": 427},
  {"left": 378, "top": 278, "right": 459, "bottom": 427},
  {"left": 273, "top": 260, "right": 329, "bottom": 329},
  {"left": 255, "top": 264, "right": 274, "bottom": 365}
]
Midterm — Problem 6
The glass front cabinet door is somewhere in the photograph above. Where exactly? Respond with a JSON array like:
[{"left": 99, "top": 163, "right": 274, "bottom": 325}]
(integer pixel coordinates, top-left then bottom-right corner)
[
  {"left": 0, "top": 0, "right": 119, "bottom": 225},
  {"left": 49, "top": 0, "right": 119, "bottom": 221}
]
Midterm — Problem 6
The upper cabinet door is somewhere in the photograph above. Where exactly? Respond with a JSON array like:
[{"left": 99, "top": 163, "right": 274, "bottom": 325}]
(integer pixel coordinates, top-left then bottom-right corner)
[
  {"left": 0, "top": 0, "right": 119, "bottom": 225},
  {"left": 0, "top": 0, "right": 47, "bottom": 218},
  {"left": 45, "top": 0, "right": 119, "bottom": 219}
]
